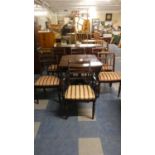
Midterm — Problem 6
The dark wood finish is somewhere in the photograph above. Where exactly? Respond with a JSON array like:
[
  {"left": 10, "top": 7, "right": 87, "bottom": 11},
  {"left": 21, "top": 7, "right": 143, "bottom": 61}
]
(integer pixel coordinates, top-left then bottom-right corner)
[
  {"left": 92, "top": 47, "right": 105, "bottom": 57},
  {"left": 34, "top": 76, "right": 61, "bottom": 104},
  {"left": 59, "top": 54, "right": 102, "bottom": 97},
  {"left": 34, "top": 51, "right": 41, "bottom": 74},
  {"left": 53, "top": 47, "right": 66, "bottom": 64},
  {"left": 71, "top": 47, "right": 86, "bottom": 55},
  {"left": 62, "top": 60, "right": 98, "bottom": 119},
  {"left": 54, "top": 43, "right": 102, "bottom": 55},
  {"left": 59, "top": 54, "right": 102, "bottom": 69},
  {"left": 98, "top": 52, "right": 121, "bottom": 97},
  {"left": 37, "top": 48, "right": 54, "bottom": 74}
]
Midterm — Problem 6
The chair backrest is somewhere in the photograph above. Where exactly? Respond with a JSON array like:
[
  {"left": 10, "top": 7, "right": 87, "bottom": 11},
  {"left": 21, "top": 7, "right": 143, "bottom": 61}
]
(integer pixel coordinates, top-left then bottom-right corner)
[
  {"left": 92, "top": 47, "right": 105, "bottom": 57},
  {"left": 95, "top": 39, "right": 103, "bottom": 45},
  {"left": 98, "top": 52, "right": 115, "bottom": 71},
  {"left": 93, "top": 32, "right": 100, "bottom": 39},
  {"left": 38, "top": 48, "right": 53, "bottom": 65},
  {"left": 71, "top": 47, "right": 86, "bottom": 55},
  {"left": 76, "top": 33, "right": 89, "bottom": 42},
  {"left": 53, "top": 47, "right": 66, "bottom": 63},
  {"left": 38, "top": 48, "right": 56, "bottom": 74},
  {"left": 66, "top": 60, "right": 93, "bottom": 85}
]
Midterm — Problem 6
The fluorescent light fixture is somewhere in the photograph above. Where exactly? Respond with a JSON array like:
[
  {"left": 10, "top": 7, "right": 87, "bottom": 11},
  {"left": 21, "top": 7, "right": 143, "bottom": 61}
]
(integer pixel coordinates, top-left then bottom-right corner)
[
  {"left": 34, "top": 10, "right": 48, "bottom": 16},
  {"left": 34, "top": 4, "right": 48, "bottom": 16}
]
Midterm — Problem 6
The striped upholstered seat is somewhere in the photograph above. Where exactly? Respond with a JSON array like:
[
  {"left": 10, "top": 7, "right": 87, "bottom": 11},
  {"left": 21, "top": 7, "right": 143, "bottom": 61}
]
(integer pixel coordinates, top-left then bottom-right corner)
[
  {"left": 99, "top": 72, "right": 121, "bottom": 82},
  {"left": 35, "top": 75, "right": 60, "bottom": 87},
  {"left": 48, "top": 64, "right": 58, "bottom": 72},
  {"left": 65, "top": 85, "right": 95, "bottom": 100}
]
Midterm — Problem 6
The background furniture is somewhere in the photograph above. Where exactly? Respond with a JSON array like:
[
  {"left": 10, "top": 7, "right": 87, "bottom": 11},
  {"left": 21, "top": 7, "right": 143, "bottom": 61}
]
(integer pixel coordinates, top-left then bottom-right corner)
[{"left": 38, "top": 31, "right": 56, "bottom": 48}]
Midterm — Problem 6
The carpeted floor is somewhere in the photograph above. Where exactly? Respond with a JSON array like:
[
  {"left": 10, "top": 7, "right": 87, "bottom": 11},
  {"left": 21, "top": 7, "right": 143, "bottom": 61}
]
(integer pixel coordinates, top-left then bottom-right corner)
[{"left": 34, "top": 45, "right": 121, "bottom": 155}]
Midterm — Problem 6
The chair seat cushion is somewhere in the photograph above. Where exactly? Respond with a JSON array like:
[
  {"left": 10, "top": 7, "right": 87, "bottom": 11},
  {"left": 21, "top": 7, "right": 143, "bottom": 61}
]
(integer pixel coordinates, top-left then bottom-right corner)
[
  {"left": 99, "top": 72, "right": 121, "bottom": 82},
  {"left": 35, "top": 75, "right": 60, "bottom": 86},
  {"left": 48, "top": 64, "right": 58, "bottom": 72},
  {"left": 65, "top": 85, "right": 95, "bottom": 100}
]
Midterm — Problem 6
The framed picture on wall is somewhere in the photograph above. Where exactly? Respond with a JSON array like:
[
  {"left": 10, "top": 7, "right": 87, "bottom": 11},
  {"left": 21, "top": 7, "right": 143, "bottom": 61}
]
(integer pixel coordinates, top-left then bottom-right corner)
[{"left": 105, "top": 13, "right": 112, "bottom": 21}]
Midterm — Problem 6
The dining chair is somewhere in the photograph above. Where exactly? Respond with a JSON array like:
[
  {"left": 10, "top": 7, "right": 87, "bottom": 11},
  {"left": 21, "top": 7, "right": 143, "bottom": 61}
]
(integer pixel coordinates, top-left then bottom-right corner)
[
  {"left": 98, "top": 52, "right": 121, "bottom": 97},
  {"left": 71, "top": 47, "right": 85, "bottom": 55},
  {"left": 95, "top": 39, "right": 104, "bottom": 46},
  {"left": 47, "top": 47, "right": 66, "bottom": 75},
  {"left": 98, "top": 52, "right": 115, "bottom": 72},
  {"left": 92, "top": 47, "right": 105, "bottom": 57},
  {"left": 34, "top": 61, "right": 61, "bottom": 104},
  {"left": 38, "top": 48, "right": 54, "bottom": 74},
  {"left": 62, "top": 60, "right": 98, "bottom": 119}
]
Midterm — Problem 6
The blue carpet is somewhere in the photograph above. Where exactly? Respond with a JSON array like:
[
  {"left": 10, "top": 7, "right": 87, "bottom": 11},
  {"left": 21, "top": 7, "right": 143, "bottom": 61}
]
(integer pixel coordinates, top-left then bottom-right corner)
[{"left": 34, "top": 87, "right": 121, "bottom": 155}]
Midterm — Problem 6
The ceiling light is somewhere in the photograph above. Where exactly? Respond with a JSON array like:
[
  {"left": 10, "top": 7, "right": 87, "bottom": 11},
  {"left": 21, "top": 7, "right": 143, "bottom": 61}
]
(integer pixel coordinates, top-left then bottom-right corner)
[{"left": 34, "top": 10, "right": 48, "bottom": 16}]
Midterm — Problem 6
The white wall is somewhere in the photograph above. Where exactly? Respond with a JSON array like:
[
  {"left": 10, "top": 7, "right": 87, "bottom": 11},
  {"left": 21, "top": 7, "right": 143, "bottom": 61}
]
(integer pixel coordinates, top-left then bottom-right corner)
[
  {"left": 35, "top": 8, "right": 58, "bottom": 30},
  {"left": 96, "top": 11, "right": 121, "bottom": 27}
]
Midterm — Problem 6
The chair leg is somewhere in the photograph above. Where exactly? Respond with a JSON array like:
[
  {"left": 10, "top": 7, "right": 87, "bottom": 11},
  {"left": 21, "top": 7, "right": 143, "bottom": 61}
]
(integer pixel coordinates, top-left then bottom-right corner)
[
  {"left": 64, "top": 101, "right": 68, "bottom": 119},
  {"left": 96, "top": 82, "right": 100, "bottom": 97},
  {"left": 98, "top": 83, "right": 101, "bottom": 97},
  {"left": 36, "top": 99, "right": 39, "bottom": 104},
  {"left": 58, "top": 89, "right": 61, "bottom": 105},
  {"left": 118, "top": 81, "right": 121, "bottom": 97},
  {"left": 92, "top": 101, "right": 95, "bottom": 119},
  {"left": 109, "top": 82, "right": 112, "bottom": 87},
  {"left": 34, "top": 88, "right": 39, "bottom": 104},
  {"left": 43, "top": 88, "right": 46, "bottom": 97}
]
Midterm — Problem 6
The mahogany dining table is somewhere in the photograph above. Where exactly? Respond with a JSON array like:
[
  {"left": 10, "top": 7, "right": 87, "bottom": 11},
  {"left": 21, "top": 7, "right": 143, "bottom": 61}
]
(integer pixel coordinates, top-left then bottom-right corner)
[{"left": 58, "top": 54, "right": 102, "bottom": 75}]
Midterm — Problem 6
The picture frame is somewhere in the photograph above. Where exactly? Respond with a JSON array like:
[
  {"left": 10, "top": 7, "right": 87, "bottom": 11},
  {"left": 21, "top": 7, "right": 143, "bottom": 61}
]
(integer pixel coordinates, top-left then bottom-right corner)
[{"left": 105, "top": 13, "right": 112, "bottom": 21}]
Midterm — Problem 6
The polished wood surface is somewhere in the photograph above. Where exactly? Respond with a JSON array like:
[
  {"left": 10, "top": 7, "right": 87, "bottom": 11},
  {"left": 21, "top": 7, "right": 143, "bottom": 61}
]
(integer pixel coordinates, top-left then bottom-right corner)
[
  {"left": 59, "top": 54, "right": 102, "bottom": 68},
  {"left": 38, "top": 31, "right": 55, "bottom": 48},
  {"left": 82, "top": 39, "right": 96, "bottom": 44},
  {"left": 54, "top": 43, "right": 102, "bottom": 48}
]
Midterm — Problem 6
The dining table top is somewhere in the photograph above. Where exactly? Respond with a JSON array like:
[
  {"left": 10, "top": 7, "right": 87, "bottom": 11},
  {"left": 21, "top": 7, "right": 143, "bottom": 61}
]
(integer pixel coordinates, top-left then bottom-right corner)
[{"left": 59, "top": 54, "right": 103, "bottom": 68}]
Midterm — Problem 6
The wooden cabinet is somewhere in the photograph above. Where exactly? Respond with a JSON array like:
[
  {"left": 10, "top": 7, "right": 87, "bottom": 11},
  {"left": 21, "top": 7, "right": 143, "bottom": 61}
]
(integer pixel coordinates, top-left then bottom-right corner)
[{"left": 38, "top": 31, "right": 55, "bottom": 48}]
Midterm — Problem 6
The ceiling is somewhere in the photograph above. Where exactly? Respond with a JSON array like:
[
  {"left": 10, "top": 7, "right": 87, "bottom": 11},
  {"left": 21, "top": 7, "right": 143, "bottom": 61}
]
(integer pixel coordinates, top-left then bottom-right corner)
[{"left": 35, "top": 0, "right": 121, "bottom": 13}]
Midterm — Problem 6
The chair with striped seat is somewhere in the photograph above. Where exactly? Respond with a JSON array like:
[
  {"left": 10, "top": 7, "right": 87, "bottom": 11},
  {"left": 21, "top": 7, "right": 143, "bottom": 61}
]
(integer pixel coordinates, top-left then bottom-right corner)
[
  {"left": 47, "top": 47, "right": 66, "bottom": 75},
  {"left": 98, "top": 52, "right": 121, "bottom": 96},
  {"left": 98, "top": 52, "right": 115, "bottom": 72},
  {"left": 98, "top": 71, "right": 121, "bottom": 97},
  {"left": 47, "top": 63, "right": 58, "bottom": 74},
  {"left": 92, "top": 47, "right": 105, "bottom": 57},
  {"left": 34, "top": 75, "right": 61, "bottom": 104},
  {"left": 38, "top": 48, "right": 54, "bottom": 74},
  {"left": 62, "top": 60, "right": 97, "bottom": 119}
]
